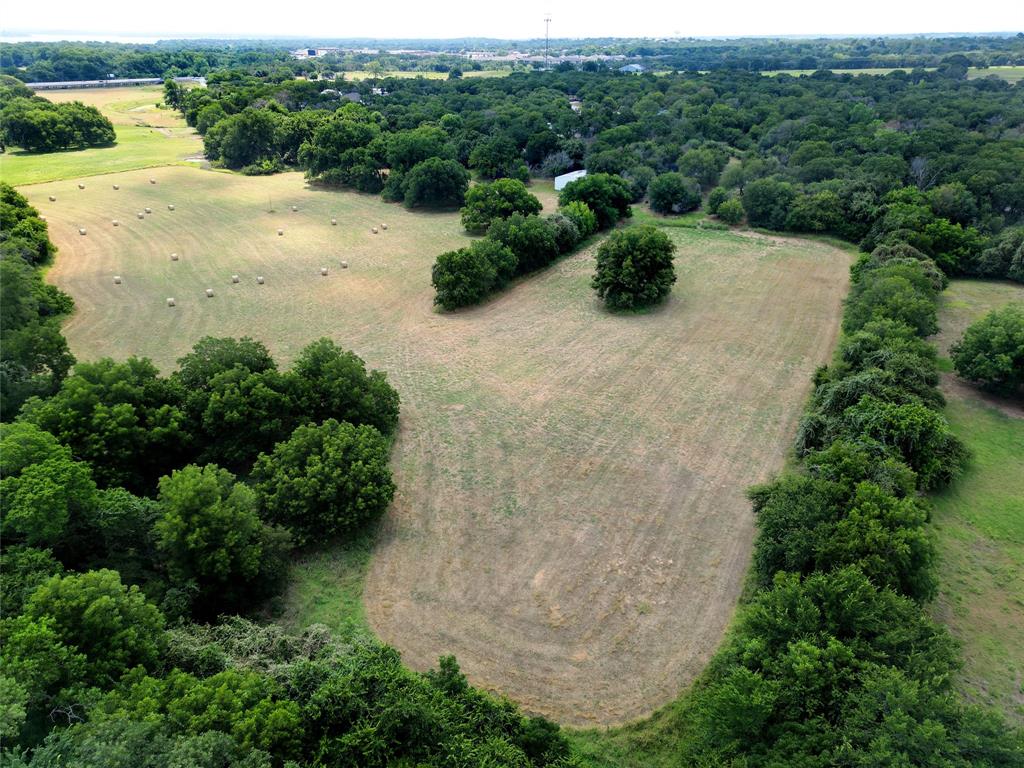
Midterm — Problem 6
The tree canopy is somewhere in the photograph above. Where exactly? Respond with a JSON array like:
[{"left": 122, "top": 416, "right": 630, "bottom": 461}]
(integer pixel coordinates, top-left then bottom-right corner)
[{"left": 592, "top": 225, "right": 677, "bottom": 310}]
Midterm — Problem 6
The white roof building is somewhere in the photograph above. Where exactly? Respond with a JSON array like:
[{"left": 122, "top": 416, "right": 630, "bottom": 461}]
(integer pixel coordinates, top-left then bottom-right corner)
[{"left": 554, "top": 169, "right": 587, "bottom": 191}]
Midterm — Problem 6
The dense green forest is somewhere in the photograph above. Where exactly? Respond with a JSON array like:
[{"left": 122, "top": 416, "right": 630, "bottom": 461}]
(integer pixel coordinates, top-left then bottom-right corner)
[
  {"left": 2, "top": 38, "right": 1024, "bottom": 766},
  {"left": 165, "top": 61, "right": 1024, "bottom": 304}
]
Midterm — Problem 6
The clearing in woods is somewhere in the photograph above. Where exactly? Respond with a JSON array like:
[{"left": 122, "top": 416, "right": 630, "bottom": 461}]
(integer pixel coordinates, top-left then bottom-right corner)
[
  {"left": 930, "top": 280, "right": 1024, "bottom": 725},
  {"left": 26, "top": 167, "right": 850, "bottom": 725},
  {"left": 0, "top": 86, "right": 201, "bottom": 186}
]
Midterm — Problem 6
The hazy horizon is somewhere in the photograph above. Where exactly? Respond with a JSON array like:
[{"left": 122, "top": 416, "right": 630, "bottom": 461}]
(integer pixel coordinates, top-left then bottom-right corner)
[{"left": 2, "top": 0, "right": 1022, "bottom": 44}]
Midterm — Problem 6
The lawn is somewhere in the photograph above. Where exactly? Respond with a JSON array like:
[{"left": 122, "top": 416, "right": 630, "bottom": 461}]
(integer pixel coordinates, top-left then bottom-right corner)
[
  {"left": 28, "top": 166, "right": 851, "bottom": 726},
  {"left": 930, "top": 279, "right": 1024, "bottom": 725},
  {"left": 0, "top": 86, "right": 201, "bottom": 187},
  {"left": 967, "top": 65, "right": 1024, "bottom": 83},
  {"left": 762, "top": 66, "right": 1022, "bottom": 82}
]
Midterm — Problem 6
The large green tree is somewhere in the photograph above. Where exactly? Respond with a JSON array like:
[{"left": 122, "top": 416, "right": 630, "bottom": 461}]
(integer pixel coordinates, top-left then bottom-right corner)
[
  {"left": 951, "top": 304, "right": 1024, "bottom": 395},
  {"left": 558, "top": 173, "right": 632, "bottom": 230},
  {"left": 460, "top": 178, "right": 542, "bottom": 233},
  {"left": 19, "top": 357, "right": 188, "bottom": 492},
  {"left": 252, "top": 419, "right": 395, "bottom": 545},
  {"left": 291, "top": 338, "right": 400, "bottom": 434},
  {"left": 155, "top": 464, "right": 288, "bottom": 615},
  {"left": 21, "top": 569, "right": 165, "bottom": 687},
  {"left": 592, "top": 226, "right": 677, "bottom": 310}
]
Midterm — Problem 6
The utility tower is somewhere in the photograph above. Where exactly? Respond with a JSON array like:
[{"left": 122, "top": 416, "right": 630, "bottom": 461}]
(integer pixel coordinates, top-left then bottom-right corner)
[{"left": 544, "top": 14, "right": 552, "bottom": 70}]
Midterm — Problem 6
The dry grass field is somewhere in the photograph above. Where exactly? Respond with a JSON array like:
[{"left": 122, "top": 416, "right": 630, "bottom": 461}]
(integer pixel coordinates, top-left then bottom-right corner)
[{"left": 27, "top": 167, "right": 851, "bottom": 726}]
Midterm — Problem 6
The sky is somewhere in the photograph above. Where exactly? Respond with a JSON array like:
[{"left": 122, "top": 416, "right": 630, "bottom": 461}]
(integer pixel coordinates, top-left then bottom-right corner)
[{"left": 2, "top": 0, "right": 1022, "bottom": 42}]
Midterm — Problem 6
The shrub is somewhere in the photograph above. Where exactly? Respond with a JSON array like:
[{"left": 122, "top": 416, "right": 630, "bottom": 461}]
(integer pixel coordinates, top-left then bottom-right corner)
[
  {"left": 951, "top": 304, "right": 1024, "bottom": 394},
  {"left": 546, "top": 212, "right": 581, "bottom": 254},
  {"left": 558, "top": 173, "right": 633, "bottom": 230},
  {"left": 622, "top": 165, "right": 656, "bottom": 202},
  {"left": 716, "top": 197, "right": 745, "bottom": 225},
  {"left": 647, "top": 173, "right": 702, "bottom": 214},
  {"left": 560, "top": 200, "right": 598, "bottom": 238},
  {"left": 252, "top": 419, "right": 395, "bottom": 545},
  {"left": 593, "top": 226, "right": 677, "bottom": 310},
  {"left": 742, "top": 178, "right": 795, "bottom": 230},
  {"left": 401, "top": 158, "right": 469, "bottom": 208},
  {"left": 486, "top": 213, "right": 559, "bottom": 274},
  {"left": 843, "top": 263, "right": 939, "bottom": 337},
  {"left": 460, "top": 178, "right": 541, "bottom": 233},
  {"left": 432, "top": 240, "right": 516, "bottom": 310},
  {"left": 707, "top": 186, "right": 730, "bottom": 214}
]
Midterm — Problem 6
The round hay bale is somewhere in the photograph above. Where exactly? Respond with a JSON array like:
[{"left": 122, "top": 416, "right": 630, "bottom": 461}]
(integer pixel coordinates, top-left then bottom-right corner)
[
  {"left": 167, "top": 298, "right": 175, "bottom": 307},
  {"left": 231, "top": 274, "right": 240, "bottom": 283},
  {"left": 371, "top": 227, "right": 378, "bottom": 234},
  {"left": 256, "top": 275, "right": 265, "bottom": 284},
  {"left": 150, "top": 178, "right": 157, "bottom": 184},
  {"left": 79, "top": 228, "right": 87, "bottom": 236},
  {"left": 113, "top": 275, "right": 122, "bottom": 285},
  {"left": 277, "top": 228, "right": 284, "bottom": 236},
  {"left": 205, "top": 288, "right": 214, "bottom": 298},
  {"left": 144, "top": 207, "right": 152, "bottom": 214},
  {"left": 291, "top": 205, "right": 298, "bottom": 212},
  {"left": 331, "top": 218, "right": 337, "bottom": 225},
  {"left": 168, "top": 204, "right": 175, "bottom": 211},
  {"left": 381, "top": 223, "right": 388, "bottom": 230},
  {"left": 78, "top": 183, "right": 85, "bottom": 190},
  {"left": 49, "top": 195, "right": 56, "bottom": 202},
  {"left": 113, "top": 184, "right": 119, "bottom": 190},
  {"left": 340, "top": 260, "right": 348, "bottom": 268},
  {"left": 137, "top": 212, "right": 145, "bottom": 220},
  {"left": 170, "top": 252, "right": 179, "bottom": 261},
  {"left": 320, "top": 267, "right": 328, "bottom": 276},
  {"left": 112, "top": 220, "right": 119, "bottom": 227}
]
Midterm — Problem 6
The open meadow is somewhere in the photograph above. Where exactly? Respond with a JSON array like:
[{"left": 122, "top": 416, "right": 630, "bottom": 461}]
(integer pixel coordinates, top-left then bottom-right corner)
[
  {"left": 0, "top": 86, "right": 201, "bottom": 186},
  {"left": 930, "top": 280, "right": 1024, "bottom": 725},
  {"left": 25, "top": 166, "right": 851, "bottom": 725},
  {"left": 763, "top": 66, "right": 1023, "bottom": 81}
]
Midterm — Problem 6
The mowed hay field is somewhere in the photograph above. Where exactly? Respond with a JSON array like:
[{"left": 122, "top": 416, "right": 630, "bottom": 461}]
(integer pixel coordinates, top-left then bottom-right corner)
[
  {"left": 28, "top": 166, "right": 851, "bottom": 726},
  {"left": 930, "top": 280, "right": 1024, "bottom": 724},
  {"left": 0, "top": 86, "right": 201, "bottom": 186}
]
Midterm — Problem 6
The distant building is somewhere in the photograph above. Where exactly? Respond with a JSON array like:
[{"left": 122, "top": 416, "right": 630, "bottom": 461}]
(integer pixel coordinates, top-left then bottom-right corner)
[
  {"left": 28, "top": 76, "right": 205, "bottom": 90},
  {"left": 341, "top": 91, "right": 363, "bottom": 103},
  {"left": 554, "top": 169, "right": 587, "bottom": 191},
  {"left": 291, "top": 47, "right": 343, "bottom": 60},
  {"left": 569, "top": 99, "right": 583, "bottom": 113},
  {"left": 618, "top": 64, "right": 645, "bottom": 74}
]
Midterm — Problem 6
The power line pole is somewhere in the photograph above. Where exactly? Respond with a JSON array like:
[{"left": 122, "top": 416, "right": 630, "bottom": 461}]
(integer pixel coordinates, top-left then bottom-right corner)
[{"left": 544, "top": 14, "right": 552, "bottom": 70}]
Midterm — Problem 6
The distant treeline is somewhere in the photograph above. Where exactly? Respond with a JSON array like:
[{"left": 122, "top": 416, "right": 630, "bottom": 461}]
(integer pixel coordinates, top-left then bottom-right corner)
[
  {"left": 4, "top": 35, "right": 1024, "bottom": 83},
  {"left": 0, "top": 77, "right": 115, "bottom": 152},
  {"left": 0, "top": 42, "right": 295, "bottom": 83}
]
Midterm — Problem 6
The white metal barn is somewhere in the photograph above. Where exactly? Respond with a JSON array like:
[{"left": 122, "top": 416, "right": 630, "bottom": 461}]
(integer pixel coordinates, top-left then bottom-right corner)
[{"left": 554, "top": 169, "right": 587, "bottom": 191}]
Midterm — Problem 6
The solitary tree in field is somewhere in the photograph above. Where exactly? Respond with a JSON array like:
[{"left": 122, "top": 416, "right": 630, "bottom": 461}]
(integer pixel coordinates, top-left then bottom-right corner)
[
  {"left": 592, "top": 226, "right": 677, "bottom": 310},
  {"left": 951, "top": 304, "right": 1024, "bottom": 395}
]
